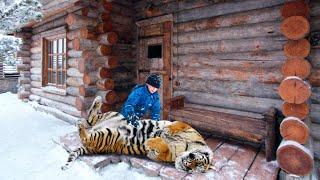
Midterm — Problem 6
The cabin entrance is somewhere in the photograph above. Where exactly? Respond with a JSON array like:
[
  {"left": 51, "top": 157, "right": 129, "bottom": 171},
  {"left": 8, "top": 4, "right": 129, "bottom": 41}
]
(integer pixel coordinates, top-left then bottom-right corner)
[{"left": 136, "top": 15, "right": 173, "bottom": 119}]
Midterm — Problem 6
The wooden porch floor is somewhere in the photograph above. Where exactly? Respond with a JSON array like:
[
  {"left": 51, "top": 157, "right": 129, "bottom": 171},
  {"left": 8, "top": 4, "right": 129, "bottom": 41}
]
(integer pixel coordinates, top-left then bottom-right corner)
[{"left": 57, "top": 132, "right": 279, "bottom": 180}]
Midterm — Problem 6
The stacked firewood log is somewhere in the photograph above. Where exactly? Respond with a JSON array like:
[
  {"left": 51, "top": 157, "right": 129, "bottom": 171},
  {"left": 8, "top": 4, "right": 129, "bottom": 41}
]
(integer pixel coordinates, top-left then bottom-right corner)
[
  {"left": 277, "top": 0, "right": 314, "bottom": 177},
  {"left": 15, "top": 28, "right": 32, "bottom": 101}
]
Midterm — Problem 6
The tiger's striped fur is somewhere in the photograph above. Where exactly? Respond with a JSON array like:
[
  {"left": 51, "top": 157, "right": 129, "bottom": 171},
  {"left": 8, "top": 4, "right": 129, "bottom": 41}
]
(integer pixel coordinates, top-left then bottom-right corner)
[{"left": 62, "top": 96, "right": 213, "bottom": 173}]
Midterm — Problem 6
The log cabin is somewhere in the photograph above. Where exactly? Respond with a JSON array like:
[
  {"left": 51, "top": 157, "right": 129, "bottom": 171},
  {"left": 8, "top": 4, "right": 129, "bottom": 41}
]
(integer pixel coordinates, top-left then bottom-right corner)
[{"left": 14, "top": 0, "right": 320, "bottom": 178}]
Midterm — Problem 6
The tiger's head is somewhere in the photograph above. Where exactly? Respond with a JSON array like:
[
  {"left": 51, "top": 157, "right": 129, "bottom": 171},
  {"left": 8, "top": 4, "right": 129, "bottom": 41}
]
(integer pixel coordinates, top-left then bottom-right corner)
[{"left": 175, "top": 146, "right": 213, "bottom": 173}]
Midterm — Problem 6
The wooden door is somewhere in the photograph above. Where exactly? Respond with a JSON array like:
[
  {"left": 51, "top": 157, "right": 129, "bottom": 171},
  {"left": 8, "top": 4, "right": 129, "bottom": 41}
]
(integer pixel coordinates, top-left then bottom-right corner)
[{"left": 137, "top": 19, "right": 172, "bottom": 120}]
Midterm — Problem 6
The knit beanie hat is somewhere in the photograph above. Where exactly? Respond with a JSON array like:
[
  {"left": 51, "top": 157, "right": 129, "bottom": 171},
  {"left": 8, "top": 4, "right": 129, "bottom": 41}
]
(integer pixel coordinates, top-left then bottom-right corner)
[{"left": 146, "top": 73, "right": 162, "bottom": 88}]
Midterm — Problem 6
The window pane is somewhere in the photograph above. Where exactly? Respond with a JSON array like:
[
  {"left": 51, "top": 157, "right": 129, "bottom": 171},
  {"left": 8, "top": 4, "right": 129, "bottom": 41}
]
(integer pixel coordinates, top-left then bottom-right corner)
[
  {"left": 58, "top": 38, "right": 63, "bottom": 54},
  {"left": 53, "top": 40, "right": 57, "bottom": 54},
  {"left": 52, "top": 55, "right": 57, "bottom": 69},
  {"left": 64, "top": 38, "right": 67, "bottom": 53},
  {"left": 52, "top": 71, "right": 56, "bottom": 84},
  {"left": 58, "top": 55, "right": 63, "bottom": 69}
]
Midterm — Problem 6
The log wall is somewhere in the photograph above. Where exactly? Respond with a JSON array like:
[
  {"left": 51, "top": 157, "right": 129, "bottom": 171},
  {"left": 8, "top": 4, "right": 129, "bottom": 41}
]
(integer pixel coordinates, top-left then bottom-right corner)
[
  {"left": 133, "top": 0, "right": 320, "bottom": 117},
  {"left": 15, "top": 0, "right": 136, "bottom": 121}
]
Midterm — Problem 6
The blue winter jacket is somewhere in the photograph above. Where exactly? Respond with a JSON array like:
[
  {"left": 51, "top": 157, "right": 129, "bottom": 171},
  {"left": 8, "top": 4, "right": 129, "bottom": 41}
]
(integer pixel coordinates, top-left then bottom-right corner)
[{"left": 120, "top": 84, "right": 161, "bottom": 121}]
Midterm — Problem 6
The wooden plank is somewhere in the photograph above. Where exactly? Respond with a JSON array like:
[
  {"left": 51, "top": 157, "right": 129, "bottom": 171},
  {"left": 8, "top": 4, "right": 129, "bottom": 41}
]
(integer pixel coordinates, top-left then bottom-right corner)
[
  {"left": 217, "top": 145, "right": 257, "bottom": 179},
  {"left": 244, "top": 151, "right": 279, "bottom": 179}
]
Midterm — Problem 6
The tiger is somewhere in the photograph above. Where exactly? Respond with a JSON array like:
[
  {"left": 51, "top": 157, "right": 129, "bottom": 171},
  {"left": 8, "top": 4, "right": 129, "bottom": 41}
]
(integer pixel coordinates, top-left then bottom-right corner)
[{"left": 62, "top": 96, "right": 213, "bottom": 173}]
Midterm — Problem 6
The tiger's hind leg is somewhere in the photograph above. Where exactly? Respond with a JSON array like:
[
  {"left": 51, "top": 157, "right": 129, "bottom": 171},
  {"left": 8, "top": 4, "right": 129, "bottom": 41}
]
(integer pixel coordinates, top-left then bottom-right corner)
[{"left": 145, "top": 137, "right": 173, "bottom": 162}]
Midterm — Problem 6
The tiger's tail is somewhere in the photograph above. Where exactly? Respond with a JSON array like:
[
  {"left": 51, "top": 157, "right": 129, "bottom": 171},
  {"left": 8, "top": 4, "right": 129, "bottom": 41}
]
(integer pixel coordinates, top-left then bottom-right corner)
[{"left": 61, "top": 146, "right": 89, "bottom": 170}]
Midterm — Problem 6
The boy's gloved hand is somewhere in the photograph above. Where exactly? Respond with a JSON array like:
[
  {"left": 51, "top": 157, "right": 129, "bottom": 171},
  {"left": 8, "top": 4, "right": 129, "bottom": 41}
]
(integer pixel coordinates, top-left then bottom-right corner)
[{"left": 127, "top": 114, "right": 139, "bottom": 127}]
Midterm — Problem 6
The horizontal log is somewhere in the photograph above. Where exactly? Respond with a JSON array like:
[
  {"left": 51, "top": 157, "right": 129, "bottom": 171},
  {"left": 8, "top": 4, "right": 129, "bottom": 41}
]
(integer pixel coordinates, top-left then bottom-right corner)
[
  {"left": 68, "top": 38, "right": 99, "bottom": 51},
  {"left": 75, "top": 7, "right": 98, "bottom": 18},
  {"left": 31, "top": 53, "right": 41, "bottom": 61},
  {"left": 65, "top": 13, "right": 98, "bottom": 29},
  {"left": 79, "top": 85, "right": 98, "bottom": 97},
  {"left": 176, "top": 66, "right": 282, "bottom": 84},
  {"left": 31, "top": 81, "right": 42, "bottom": 88},
  {"left": 18, "top": 77, "right": 31, "bottom": 84},
  {"left": 67, "top": 68, "right": 83, "bottom": 78},
  {"left": 100, "top": 12, "right": 110, "bottom": 21},
  {"left": 66, "top": 27, "right": 97, "bottom": 40},
  {"left": 30, "top": 47, "right": 42, "bottom": 54},
  {"left": 175, "top": 5, "right": 282, "bottom": 33},
  {"left": 20, "top": 71, "right": 31, "bottom": 78},
  {"left": 30, "top": 68, "right": 41, "bottom": 75},
  {"left": 17, "top": 64, "right": 30, "bottom": 71},
  {"left": 30, "top": 60, "right": 41, "bottom": 68},
  {"left": 175, "top": 0, "right": 284, "bottom": 23},
  {"left": 14, "top": 31, "right": 32, "bottom": 38},
  {"left": 17, "top": 51, "right": 31, "bottom": 57},
  {"left": 173, "top": 21, "right": 281, "bottom": 44},
  {"left": 66, "top": 86, "right": 80, "bottom": 96},
  {"left": 18, "top": 90, "right": 30, "bottom": 99},
  {"left": 98, "top": 32, "right": 118, "bottom": 45},
  {"left": 66, "top": 77, "right": 83, "bottom": 87},
  {"left": 67, "top": 50, "right": 85, "bottom": 58},
  {"left": 19, "top": 44, "right": 31, "bottom": 51},
  {"left": 96, "top": 78, "right": 115, "bottom": 90},
  {"left": 30, "top": 88, "right": 76, "bottom": 106},
  {"left": 83, "top": 67, "right": 112, "bottom": 85},
  {"left": 30, "top": 75, "right": 41, "bottom": 82},
  {"left": 174, "top": 77, "right": 279, "bottom": 99},
  {"left": 20, "top": 84, "right": 31, "bottom": 91},
  {"left": 95, "top": 22, "right": 113, "bottom": 34},
  {"left": 75, "top": 96, "right": 95, "bottom": 111},
  {"left": 96, "top": 90, "right": 117, "bottom": 105},
  {"left": 19, "top": 57, "right": 31, "bottom": 64},
  {"left": 79, "top": 56, "right": 118, "bottom": 73},
  {"left": 68, "top": 58, "right": 82, "bottom": 68},
  {"left": 173, "top": 90, "right": 282, "bottom": 114},
  {"left": 96, "top": 45, "right": 112, "bottom": 56},
  {"left": 173, "top": 36, "right": 286, "bottom": 55},
  {"left": 173, "top": 50, "right": 286, "bottom": 62},
  {"left": 34, "top": 94, "right": 81, "bottom": 117}
]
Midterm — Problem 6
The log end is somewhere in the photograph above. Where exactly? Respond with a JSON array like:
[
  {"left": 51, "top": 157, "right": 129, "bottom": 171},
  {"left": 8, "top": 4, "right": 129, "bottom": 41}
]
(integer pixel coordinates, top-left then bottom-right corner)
[
  {"left": 280, "top": 16, "right": 310, "bottom": 40},
  {"left": 284, "top": 39, "right": 310, "bottom": 58},
  {"left": 96, "top": 23, "right": 113, "bottom": 34},
  {"left": 278, "top": 76, "right": 311, "bottom": 104},
  {"left": 280, "top": 117, "right": 309, "bottom": 144},
  {"left": 280, "top": 1, "right": 310, "bottom": 18},
  {"left": 281, "top": 58, "right": 311, "bottom": 79},
  {"left": 282, "top": 102, "right": 309, "bottom": 120},
  {"left": 108, "top": 32, "right": 118, "bottom": 45},
  {"left": 277, "top": 140, "right": 313, "bottom": 176}
]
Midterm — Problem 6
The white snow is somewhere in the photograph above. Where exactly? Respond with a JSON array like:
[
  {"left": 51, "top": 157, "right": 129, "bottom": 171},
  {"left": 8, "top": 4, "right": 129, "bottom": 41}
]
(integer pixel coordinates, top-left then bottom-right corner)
[{"left": 0, "top": 92, "right": 159, "bottom": 180}]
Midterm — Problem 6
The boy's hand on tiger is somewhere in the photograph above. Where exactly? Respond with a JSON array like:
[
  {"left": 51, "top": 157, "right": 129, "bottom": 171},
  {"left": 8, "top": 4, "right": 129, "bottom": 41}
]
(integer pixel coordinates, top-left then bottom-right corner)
[{"left": 127, "top": 114, "right": 139, "bottom": 127}]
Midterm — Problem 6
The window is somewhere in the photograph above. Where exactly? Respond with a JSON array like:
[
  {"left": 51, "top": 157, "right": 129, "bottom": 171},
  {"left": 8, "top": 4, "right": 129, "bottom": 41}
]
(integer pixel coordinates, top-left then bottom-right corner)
[
  {"left": 42, "top": 34, "right": 67, "bottom": 88},
  {"left": 148, "top": 44, "right": 162, "bottom": 58}
]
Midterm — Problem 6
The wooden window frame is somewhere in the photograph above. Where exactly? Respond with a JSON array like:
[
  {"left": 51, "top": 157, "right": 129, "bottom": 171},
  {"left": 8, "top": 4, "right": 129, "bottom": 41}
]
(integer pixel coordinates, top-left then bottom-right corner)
[{"left": 42, "top": 33, "right": 68, "bottom": 89}]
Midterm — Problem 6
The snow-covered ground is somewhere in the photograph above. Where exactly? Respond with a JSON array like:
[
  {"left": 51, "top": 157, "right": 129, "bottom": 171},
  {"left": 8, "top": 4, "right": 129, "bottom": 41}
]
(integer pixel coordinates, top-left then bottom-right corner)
[{"left": 0, "top": 92, "right": 159, "bottom": 180}]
